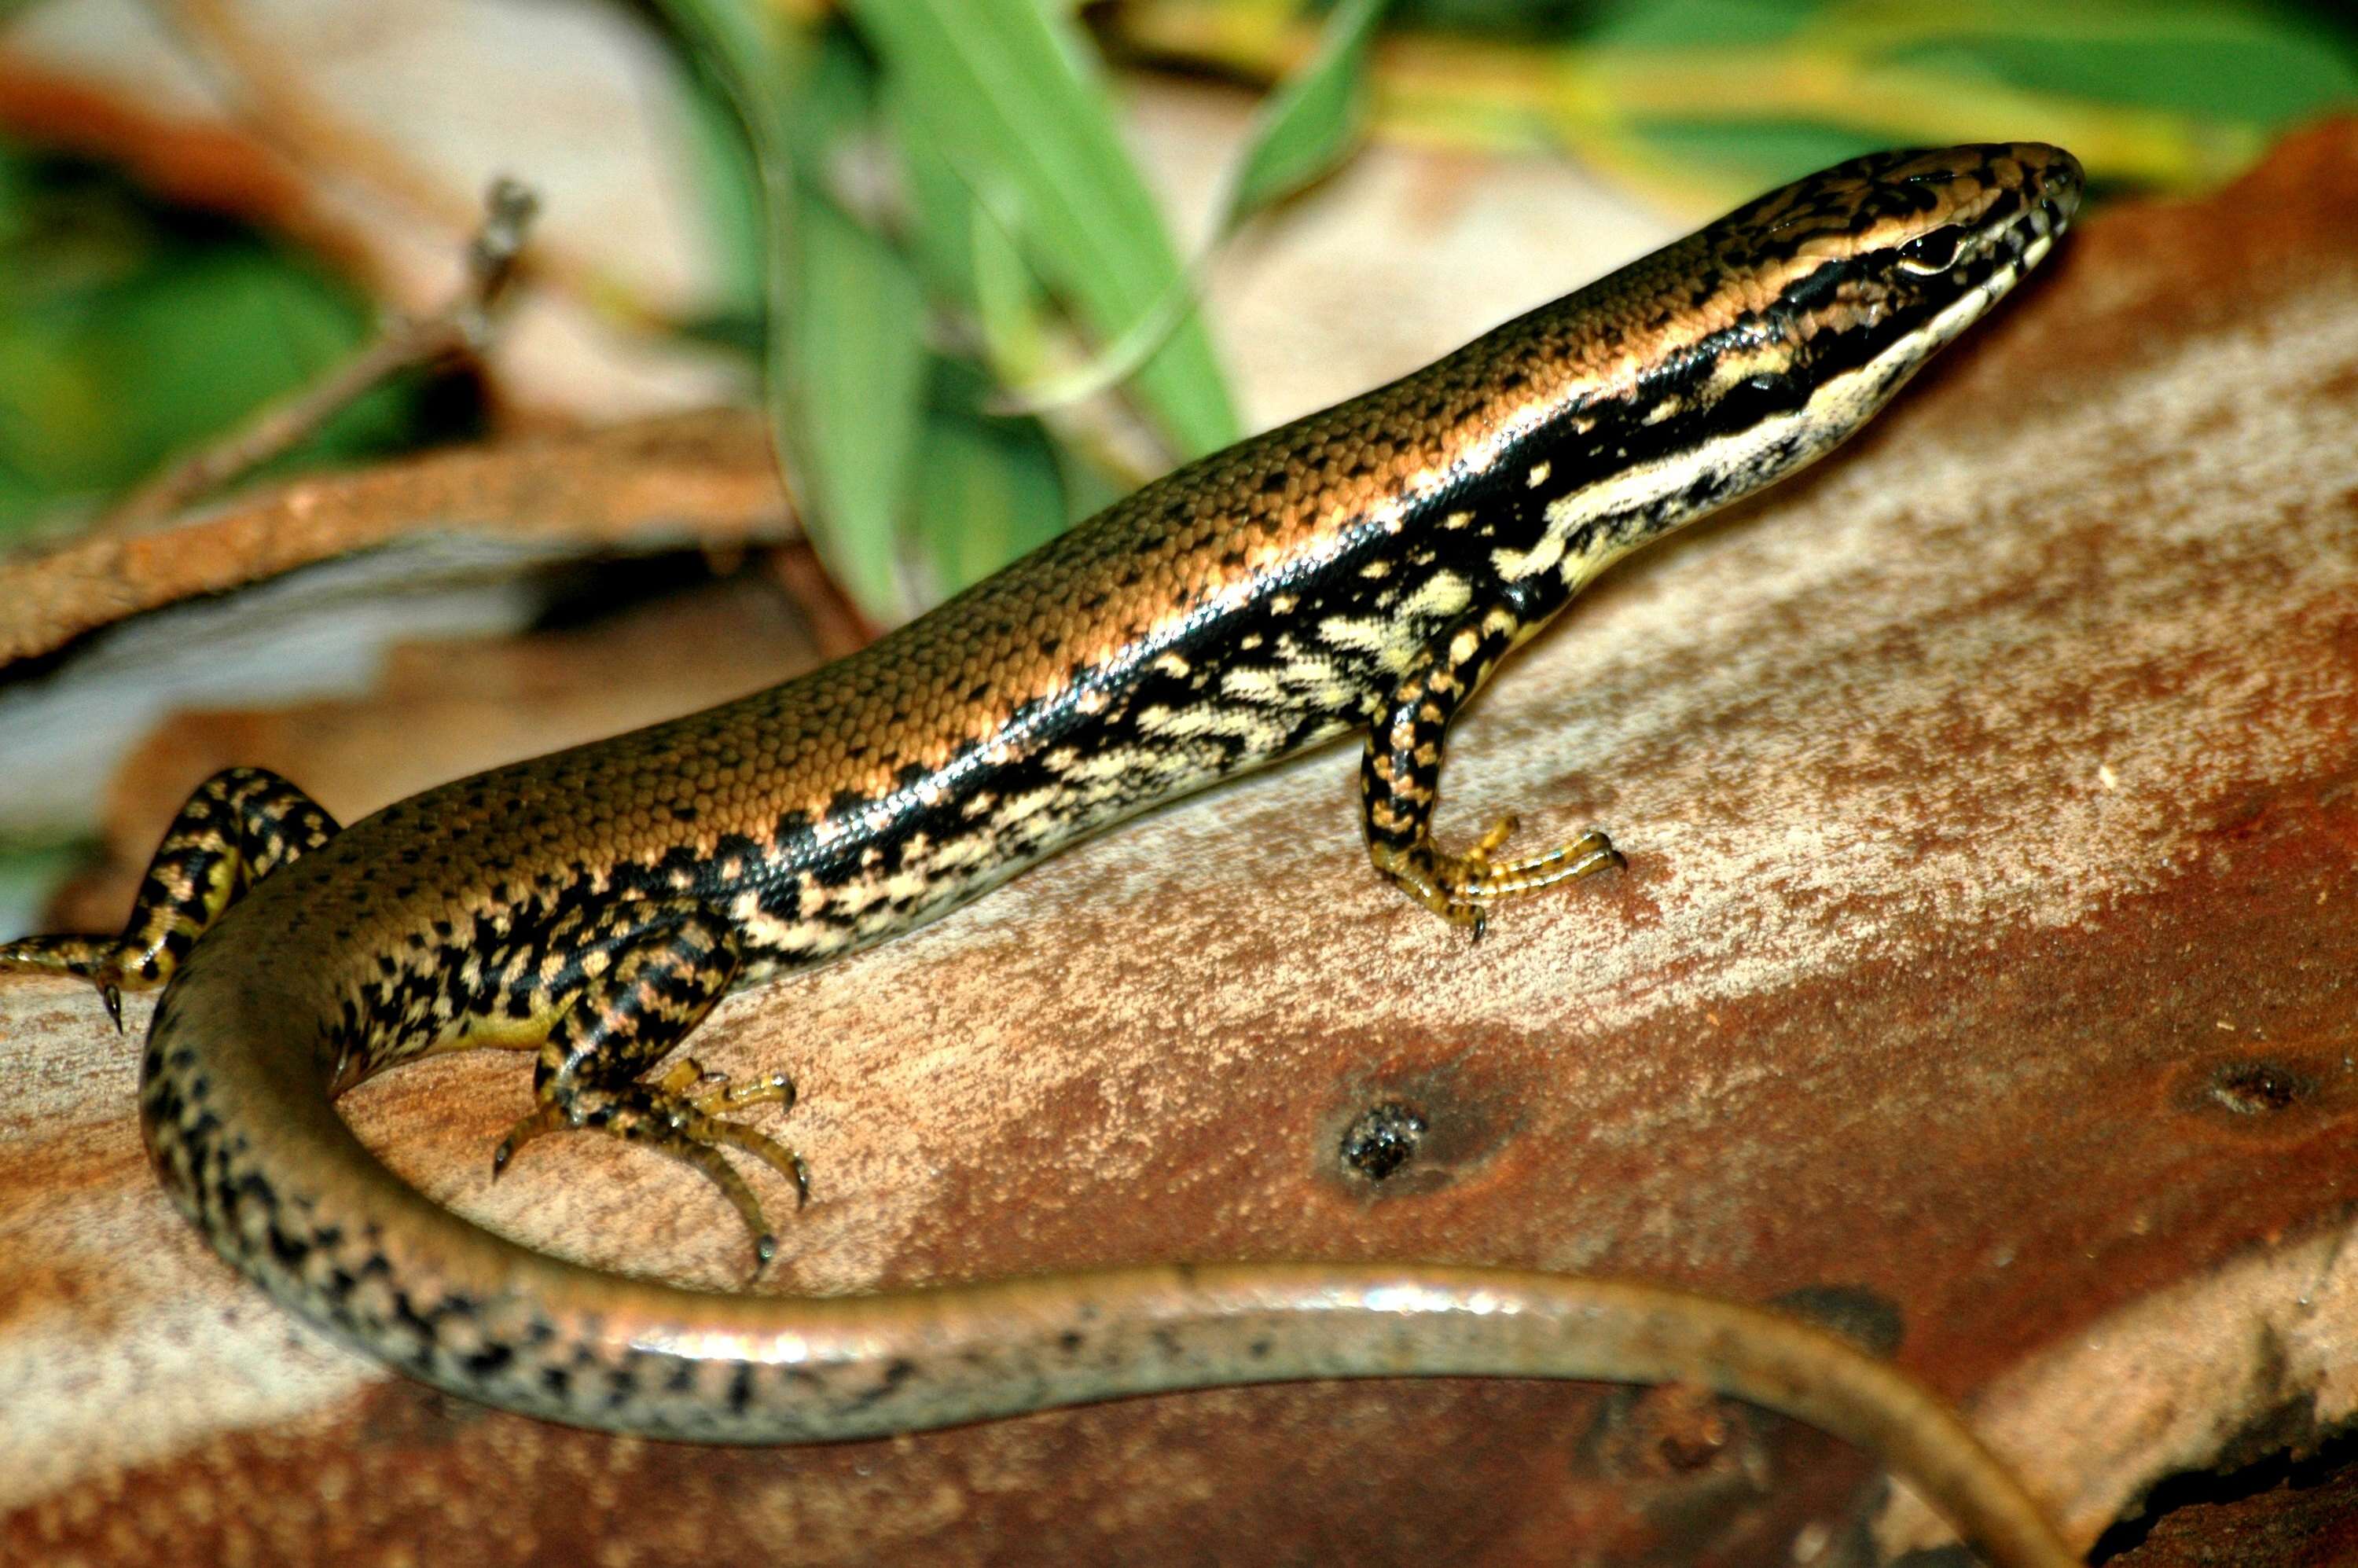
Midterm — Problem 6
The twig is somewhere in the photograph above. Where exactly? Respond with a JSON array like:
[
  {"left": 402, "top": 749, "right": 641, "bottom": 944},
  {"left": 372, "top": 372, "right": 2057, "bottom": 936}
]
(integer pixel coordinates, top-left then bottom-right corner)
[
  {"left": 4, "top": 408, "right": 795, "bottom": 667},
  {"left": 97, "top": 179, "right": 540, "bottom": 533}
]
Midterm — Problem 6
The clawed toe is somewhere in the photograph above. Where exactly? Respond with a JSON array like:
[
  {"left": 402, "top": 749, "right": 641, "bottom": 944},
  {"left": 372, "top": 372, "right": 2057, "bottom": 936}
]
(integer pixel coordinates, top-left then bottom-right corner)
[
  {"left": 491, "top": 1105, "right": 566, "bottom": 1177},
  {"left": 1453, "top": 825, "right": 1624, "bottom": 901},
  {"left": 0, "top": 938, "right": 135, "bottom": 1030},
  {"left": 667, "top": 1136, "right": 782, "bottom": 1274},
  {"left": 1374, "top": 820, "right": 1626, "bottom": 937},
  {"left": 1465, "top": 813, "right": 1522, "bottom": 869},
  {"left": 487, "top": 1068, "right": 806, "bottom": 1276},
  {"left": 705, "top": 1118, "right": 811, "bottom": 1207},
  {"left": 691, "top": 1070, "right": 797, "bottom": 1118}
]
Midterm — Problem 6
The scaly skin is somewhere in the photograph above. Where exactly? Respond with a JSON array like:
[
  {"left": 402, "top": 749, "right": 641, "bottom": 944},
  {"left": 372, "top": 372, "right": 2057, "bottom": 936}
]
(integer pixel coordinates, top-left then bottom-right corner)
[{"left": 6, "top": 145, "right": 2082, "bottom": 1564}]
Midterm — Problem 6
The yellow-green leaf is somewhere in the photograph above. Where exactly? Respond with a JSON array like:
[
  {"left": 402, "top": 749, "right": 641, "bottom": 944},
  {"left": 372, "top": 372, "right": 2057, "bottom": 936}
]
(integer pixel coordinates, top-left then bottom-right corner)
[
  {"left": 782, "top": 192, "right": 932, "bottom": 622},
  {"left": 910, "top": 406, "right": 1070, "bottom": 596},
  {"left": 837, "top": 0, "right": 1240, "bottom": 458},
  {"left": 1224, "top": 0, "right": 1393, "bottom": 228}
]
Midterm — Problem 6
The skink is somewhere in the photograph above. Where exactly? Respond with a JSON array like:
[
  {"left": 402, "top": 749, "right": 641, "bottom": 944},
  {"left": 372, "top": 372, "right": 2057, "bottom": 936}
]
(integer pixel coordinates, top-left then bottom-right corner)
[{"left": 5, "top": 142, "right": 2082, "bottom": 1564}]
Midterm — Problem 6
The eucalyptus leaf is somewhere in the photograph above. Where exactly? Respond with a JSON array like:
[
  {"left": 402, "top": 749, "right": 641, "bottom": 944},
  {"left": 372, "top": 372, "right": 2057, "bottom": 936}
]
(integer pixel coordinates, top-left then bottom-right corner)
[
  {"left": 837, "top": 0, "right": 1239, "bottom": 457},
  {"left": 888, "top": 81, "right": 986, "bottom": 305},
  {"left": 782, "top": 191, "right": 932, "bottom": 622},
  {"left": 1223, "top": 0, "right": 1394, "bottom": 228},
  {"left": 0, "top": 151, "right": 422, "bottom": 538},
  {"left": 968, "top": 201, "right": 1051, "bottom": 387},
  {"left": 909, "top": 403, "right": 1069, "bottom": 597},
  {"left": 665, "top": 2, "right": 932, "bottom": 622},
  {"left": 992, "top": 0, "right": 1392, "bottom": 418},
  {"left": 1856, "top": 2, "right": 2358, "bottom": 125}
]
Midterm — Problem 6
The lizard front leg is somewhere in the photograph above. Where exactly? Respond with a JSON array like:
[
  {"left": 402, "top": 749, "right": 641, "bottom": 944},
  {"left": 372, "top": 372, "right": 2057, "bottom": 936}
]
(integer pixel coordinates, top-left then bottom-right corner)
[{"left": 1361, "top": 604, "right": 1624, "bottom": 937}]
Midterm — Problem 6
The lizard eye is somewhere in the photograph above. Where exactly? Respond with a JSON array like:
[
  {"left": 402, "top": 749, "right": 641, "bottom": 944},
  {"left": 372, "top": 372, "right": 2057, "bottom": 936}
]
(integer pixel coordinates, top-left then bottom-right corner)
[{"left": 1895, "top": 228, "right": 1963, "bottom": 274}]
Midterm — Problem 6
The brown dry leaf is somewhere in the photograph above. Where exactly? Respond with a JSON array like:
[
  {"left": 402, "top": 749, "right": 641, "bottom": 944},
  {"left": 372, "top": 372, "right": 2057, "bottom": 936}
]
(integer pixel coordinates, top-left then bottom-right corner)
[{"left": 5, "top": 122, "right": 2358, "bottom": 1566}]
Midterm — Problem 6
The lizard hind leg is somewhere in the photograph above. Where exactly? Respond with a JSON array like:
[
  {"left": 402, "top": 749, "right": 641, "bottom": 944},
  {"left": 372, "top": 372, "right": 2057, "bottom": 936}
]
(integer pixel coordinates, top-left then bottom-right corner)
[
  {"left": 1361, "top": 604, "right": 1625, "bottom": 938},
  {"left": 489, "top": 898, "right": 806, "bottom": 1273},
  {"left": 0, "top": 766, "right": 339, "bottom": 1028}
]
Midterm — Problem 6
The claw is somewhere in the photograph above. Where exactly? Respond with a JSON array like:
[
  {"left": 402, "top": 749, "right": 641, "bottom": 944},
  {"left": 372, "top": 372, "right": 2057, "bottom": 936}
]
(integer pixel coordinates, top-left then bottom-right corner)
[
  {"left": 0, "top": 938, "right": 134, "bottom": 1029},
  {"left": 1376, "top": 820, "right": 1627, "bottom": 935},
  {"left": 491, "top": 1106, "right": 565, "bottom": 1180},
  {"left": 491, "top": 1065, "right": 805, "bottom": 1280},
  {"left": 1456, "top": 826, "right": 1625, "bottom": 902},
  {"left": 705, "top": 1117, "right": 810, "bottom": 1207}
]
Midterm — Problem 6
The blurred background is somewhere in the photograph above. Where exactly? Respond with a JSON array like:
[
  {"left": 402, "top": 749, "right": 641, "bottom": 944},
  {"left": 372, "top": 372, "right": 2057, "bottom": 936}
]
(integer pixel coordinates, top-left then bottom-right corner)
[
  {"left": 6, "top": 1, "right": 2354, "bottom": 574},
  {"left": 1, "top": 0, "right": 2354, "bottom": 926}
]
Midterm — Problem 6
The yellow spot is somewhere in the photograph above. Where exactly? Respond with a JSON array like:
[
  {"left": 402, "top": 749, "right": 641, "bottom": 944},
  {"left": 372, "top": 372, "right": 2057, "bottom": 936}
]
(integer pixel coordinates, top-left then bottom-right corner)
[
  {"left": 1317, "top": 615, "right": 1390, "bottom": 655},
  {"left": 1221, "top": 666, "right": 1287, "bottom": 703},
  {"left": 1401, "top": 571, "right": 1470, "bottom": 622},
  {"left": 1706, "top": 343, "right": 1790, "bottom": 395},
  {"left": 1491, "top": 532, "right": 1566, "bottom": 582}
]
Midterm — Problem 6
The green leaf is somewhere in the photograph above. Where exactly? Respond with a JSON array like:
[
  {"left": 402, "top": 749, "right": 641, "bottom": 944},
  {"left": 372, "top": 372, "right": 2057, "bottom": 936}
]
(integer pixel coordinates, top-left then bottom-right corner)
[
  {"left": 780, "top": 190, "right": 933, "bottom": 621},
  {"left": 909, "top": 402, "right": 1070, "bottom": 597},
  {"left": 986, "top": 0, "right": 1391, "bottom": 420},
  {"left": 668, "top": 39, "right": 773, "bottom": 325},
  {"left": 968, "top": 200, "right": 1052, "bottom": 386},
  {"left": 1223, "top": 0, "right": 1394, "bottom": 227},
  {"left": 886, "top": 74, "right": 1058, "bottom": 383},
  {"left": 1587, "top": 0, "right": 1821, "bottom": 47},
  {"left": 0, "top": 149, "right": 430, "bottom": 537},
  {"left": 887, "top": 79, "right": 986, "bottom": 306},
  {"left": 836, "top": 0, "right": 1240, "bottom": 457},
  {"left": 663, "top": 5, "right": 935, "bottom": 622},
  {"left": 1859, "top": 2, "right": 2358, "bottom": 127}
]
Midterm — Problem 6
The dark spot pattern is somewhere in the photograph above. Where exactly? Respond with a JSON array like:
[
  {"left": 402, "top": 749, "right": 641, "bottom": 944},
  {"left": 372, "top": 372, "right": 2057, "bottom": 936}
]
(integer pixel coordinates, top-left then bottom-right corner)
[{"left": 0, "top": 149, "right": 2088, "bottom": 1566}]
